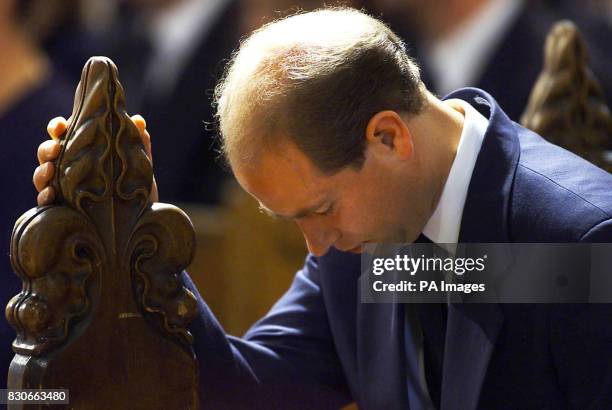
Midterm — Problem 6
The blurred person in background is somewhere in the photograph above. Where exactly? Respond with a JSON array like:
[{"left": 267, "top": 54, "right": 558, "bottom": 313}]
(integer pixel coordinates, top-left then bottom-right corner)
[
  {"left": 239, "top": 0, "right": 363, "bottom": 33},
  {"left": 0, "top": 0, "right": 74, "bottom": 389},
  {"left": 549, "top": 0, "right": 612, "bottom": 26},
  {"left": 366, "top": 0, "right": 612, "bottom": 122},
  {"left": 19, "top": 0, "right": 106, "bottom": 80},
  {"left": 107, "top": 0, "right": 243, "bottom": 205}
]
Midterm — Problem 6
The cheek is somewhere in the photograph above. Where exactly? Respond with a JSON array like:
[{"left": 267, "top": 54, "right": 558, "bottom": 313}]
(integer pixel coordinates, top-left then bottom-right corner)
[
  {"left": 333, "top": 167, "right": 400, "bottom": 238},
  {"left": 364, "top": 185, "right": 409, "bottom": 238},
  {"left": 336, "top": 194, "right": 388, "bottom": 238},
  {"left": 334, "top": 210, "right": 362, "bottom": 238}
]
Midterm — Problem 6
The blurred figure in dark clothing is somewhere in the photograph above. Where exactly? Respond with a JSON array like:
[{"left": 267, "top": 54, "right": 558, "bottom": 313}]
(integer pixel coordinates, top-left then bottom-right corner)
[
  {"left": 108, "top": 0, "right": 242, "bottom": 205},
  {"left": 366, "top": 0, "right": 612, "bottom": 122},
  {"left": 238, "top": 0, "right": 363, "bottom": 32},
  {"left": 0, "top": 0, "right": 74, "bottom": 389},
  {"left": 18, "top": 0, "right": 106, "bottom": 80},
  {"left": 545, "top": 0, "right": 612, "bottom": 26}
]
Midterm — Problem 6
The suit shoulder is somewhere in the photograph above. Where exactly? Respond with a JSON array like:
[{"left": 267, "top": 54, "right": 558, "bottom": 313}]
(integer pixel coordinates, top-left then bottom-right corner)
[
  {"left": 510, "top": 125, "right": 612, "bottom": 240},
  {"left": 516, "top": 125, "right": 612, "bottom": 214}
]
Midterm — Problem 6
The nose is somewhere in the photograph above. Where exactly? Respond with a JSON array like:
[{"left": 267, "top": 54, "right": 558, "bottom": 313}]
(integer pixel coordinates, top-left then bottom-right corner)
[{"left": 295, "top": 218, "right": 340, "bottom": 257}]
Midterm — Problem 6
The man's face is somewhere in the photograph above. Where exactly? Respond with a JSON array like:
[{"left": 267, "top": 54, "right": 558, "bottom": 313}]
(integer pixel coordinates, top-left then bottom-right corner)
[{"left": 233, "top": 139, "right": 430, "bottom": 257}]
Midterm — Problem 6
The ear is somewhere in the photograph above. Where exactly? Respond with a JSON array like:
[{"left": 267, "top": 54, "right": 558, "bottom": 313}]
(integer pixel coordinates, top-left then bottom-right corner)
[{"left": 365, "top": 110, "right": 413, "bottom": 160}]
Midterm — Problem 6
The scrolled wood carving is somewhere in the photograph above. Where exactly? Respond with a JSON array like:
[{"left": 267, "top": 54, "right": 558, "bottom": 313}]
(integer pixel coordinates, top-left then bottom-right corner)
[
  {"left": 7, "top": 57, "right": 199, "bottom": 409},
  {"left": 129, "top": 203, "right": 199, "bottom": 345},
  {"left": 8, "top": 205, "right": 104, "bottom": 355}
]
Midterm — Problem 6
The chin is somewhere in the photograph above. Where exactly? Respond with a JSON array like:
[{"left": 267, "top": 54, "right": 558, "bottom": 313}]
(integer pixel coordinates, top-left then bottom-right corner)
[{"left": 334, "top": 243, "right": 365, "bottom": 253}]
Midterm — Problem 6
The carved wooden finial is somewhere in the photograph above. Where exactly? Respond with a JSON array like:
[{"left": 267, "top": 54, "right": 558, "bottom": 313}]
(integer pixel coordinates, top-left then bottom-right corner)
[
  {"left": 7, "top": 57, "right": 199, "bottom": 409},
  {"left": 521, "top": 20, "right": 612, "bottom": 171}
]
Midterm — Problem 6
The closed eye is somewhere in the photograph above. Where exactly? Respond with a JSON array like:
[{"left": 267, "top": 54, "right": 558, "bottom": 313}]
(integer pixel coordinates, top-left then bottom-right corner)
[{"left": 314, "top": 202, "right": 334, "bottom": 217}]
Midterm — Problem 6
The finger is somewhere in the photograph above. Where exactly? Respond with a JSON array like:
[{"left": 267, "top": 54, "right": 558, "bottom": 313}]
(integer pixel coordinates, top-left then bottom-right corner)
[
  {"left": 47, "top": 117, "right": 67, "bottom": 140},
  {"left": 142, "top": 129, "right": 153, "bottom": 163},
  {"left": 131, "top": 114, "right": 146, "bottom": 134},
  {"left": 33, "top": 162, "right": 55, "bottom": 192},
  {"left": 37, "top": 186, "right": 55, "bottom": 206},
  {"left": 130, "top": 114, "right": 152, "bottom": 162},
  {"left": 37, "top": 140, "right": 61, "bottom": 164},
  {"left": 150, "top": 175, "right": 159, "bottom": 203}
]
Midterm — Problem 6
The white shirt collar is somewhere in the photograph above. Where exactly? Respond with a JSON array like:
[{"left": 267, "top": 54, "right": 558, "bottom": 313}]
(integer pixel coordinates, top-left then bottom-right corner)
[
  {"left": 422, "top": 99, "right": 489, "bottom": 252},
  {"left": 425, "top": 0, "right": 524, "bottom": 96}
]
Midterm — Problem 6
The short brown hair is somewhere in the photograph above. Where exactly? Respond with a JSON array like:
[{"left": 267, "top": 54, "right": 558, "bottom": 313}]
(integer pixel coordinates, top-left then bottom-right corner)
[{"left": 215, "top": 7, "right": 427, "bottom": 174}]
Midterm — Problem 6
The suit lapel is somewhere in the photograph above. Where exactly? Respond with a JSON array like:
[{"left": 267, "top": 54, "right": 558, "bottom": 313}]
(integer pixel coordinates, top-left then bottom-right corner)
[
  {"left": 438, "top": 88, "right": 521, "bottom": 409},
  {"left": 441, "top": 304, "right": 503, "bottom": 410},
  {"left": 356, "top": 300, "right": 409, "bottom": 409}
]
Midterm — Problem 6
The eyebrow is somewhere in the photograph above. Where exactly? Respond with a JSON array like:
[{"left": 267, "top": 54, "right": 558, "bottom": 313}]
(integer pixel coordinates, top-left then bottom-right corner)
[{"left": 258, "top": 199, "right": 328, "bottom": 220}]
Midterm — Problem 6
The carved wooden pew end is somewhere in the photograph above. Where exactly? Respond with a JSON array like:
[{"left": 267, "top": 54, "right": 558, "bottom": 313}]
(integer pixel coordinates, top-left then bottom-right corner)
[{"left": 7, "top": 57, "right": 199, "bottom": 409}]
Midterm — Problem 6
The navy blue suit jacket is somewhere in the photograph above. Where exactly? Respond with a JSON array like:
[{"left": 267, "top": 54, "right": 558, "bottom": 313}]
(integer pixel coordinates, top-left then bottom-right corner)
[{"left": 183, "top": 88, "right": 612, "bottom": 409}]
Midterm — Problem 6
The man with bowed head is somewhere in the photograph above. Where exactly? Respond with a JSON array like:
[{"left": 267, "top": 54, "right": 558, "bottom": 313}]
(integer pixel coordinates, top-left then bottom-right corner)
[{"left": 34, "top": 8, "right": 612, "bottom": 410}]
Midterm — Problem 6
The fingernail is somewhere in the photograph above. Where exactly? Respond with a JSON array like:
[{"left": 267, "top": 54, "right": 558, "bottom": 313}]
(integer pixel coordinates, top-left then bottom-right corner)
[
  {"left": 132, "top": 115, "right": 146, "bottom": 131},
  {"left": 48, "top": 118, "right": 66, "bottom": 140},
  {"left": 55, "top": 122, "right": 66, "bottom": 135}
]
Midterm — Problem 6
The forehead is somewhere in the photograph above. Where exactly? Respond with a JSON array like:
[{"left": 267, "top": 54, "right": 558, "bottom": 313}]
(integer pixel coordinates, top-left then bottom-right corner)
[{"left": 232, "top": 142, "right": 332, "bottom": 215}]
